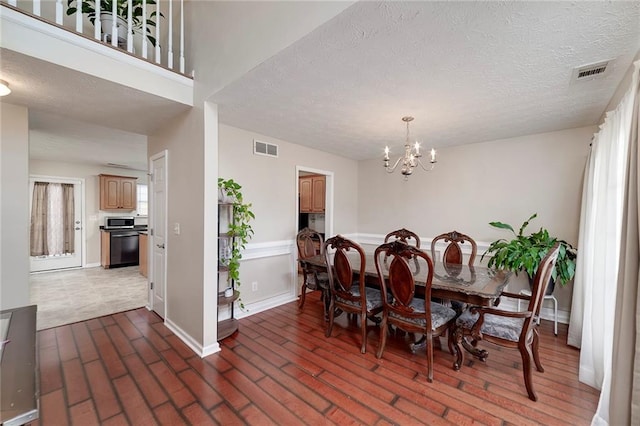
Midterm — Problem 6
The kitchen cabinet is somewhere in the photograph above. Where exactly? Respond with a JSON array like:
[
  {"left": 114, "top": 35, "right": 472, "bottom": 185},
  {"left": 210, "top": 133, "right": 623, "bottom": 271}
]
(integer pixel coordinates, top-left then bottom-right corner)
[
  {"left": 139, "top": 233, "right": 148, "bottom": 277},
  {"left": 299, "top": 175, "right": 325, "bottom": 213},
  {"left": 100, "top": 174, "right": 137, "bottom": 210}
]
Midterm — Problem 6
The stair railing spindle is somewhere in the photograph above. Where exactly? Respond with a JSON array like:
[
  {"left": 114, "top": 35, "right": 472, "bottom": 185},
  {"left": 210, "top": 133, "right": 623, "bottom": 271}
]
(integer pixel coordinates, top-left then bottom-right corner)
[
  {"left": 179, "top": 0, "right": 184, "bottom": 73},
  {"left": 55, "top": 0, "right": 63, "bottom": 24},
  {"left": 33, "top": 0, "right": 41, "bottom": 16},
  {"left": 127, "top": 0, "right": 133, "bottom": 52},
  {"left": 154, "top": 1, "right": 160, "bottom": 63},
  {"left": 167, "top": 0, "right": 173, "bottom": 69},
  {"left": 142, "top": 0, "right": 148, "bottom": 58}
]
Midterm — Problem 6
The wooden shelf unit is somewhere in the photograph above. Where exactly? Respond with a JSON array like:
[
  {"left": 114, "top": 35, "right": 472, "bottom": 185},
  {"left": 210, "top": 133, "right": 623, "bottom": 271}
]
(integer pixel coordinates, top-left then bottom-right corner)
[{"left": 218, "top": 202, "right": 239, "bottom": 340}]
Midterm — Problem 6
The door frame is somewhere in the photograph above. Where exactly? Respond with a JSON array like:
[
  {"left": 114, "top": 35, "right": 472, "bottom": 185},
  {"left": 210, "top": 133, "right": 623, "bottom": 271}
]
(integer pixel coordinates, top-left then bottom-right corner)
[
  {"left": 148, "top": 150, "right": 168, "bottom": 317},
  {"left": 28, "top": 175, "right": 86, "bottom": 272},
  {"left": 295, "top": 166, "right": 333, "bottom": 238}
]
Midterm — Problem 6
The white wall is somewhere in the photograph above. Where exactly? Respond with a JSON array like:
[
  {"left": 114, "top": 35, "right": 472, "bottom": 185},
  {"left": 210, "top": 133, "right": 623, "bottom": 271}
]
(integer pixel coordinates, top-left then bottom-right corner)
[
  {"left": 29, "top": 160, "right": 147, "bottom": 266},
  {"left": 140, "top": 1, "right": 356, "bottom": 352},
  {"left": 358, "top": 125, "right": 595, "bottom": 312},
  {"left": 1, "top": 103, "right": 30, "bottom": 309},
  {"left": 218, "top": 124, "right": 359, "bottom": 306}
]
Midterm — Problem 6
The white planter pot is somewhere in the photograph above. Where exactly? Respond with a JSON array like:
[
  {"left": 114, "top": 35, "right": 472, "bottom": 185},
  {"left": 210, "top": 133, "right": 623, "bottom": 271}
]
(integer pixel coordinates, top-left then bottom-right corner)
[{"left": 100, "top": 12, "right": 129, "bottom": 47}]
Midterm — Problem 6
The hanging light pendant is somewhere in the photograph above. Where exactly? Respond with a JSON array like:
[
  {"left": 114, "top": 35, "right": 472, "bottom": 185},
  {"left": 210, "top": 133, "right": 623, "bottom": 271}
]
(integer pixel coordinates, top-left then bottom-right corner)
[{"left": 383, "top": 116, "right": 436, "bottom": 180}]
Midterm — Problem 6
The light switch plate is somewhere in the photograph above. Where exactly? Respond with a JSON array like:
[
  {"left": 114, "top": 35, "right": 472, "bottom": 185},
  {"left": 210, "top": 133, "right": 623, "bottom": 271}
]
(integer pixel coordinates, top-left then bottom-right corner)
[{"left": 174, "top": 223, "right": 180, "bottom": 235}]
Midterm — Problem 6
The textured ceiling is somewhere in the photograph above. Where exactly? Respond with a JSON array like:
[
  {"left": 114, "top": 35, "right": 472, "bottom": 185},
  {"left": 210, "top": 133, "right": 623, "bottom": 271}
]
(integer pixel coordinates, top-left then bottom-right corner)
[
  {"left": 213, "top": 1, "right": 640, "bottom": 161},
  {"left": 1, "top": 48, "right": 188, "bottom": 171},
  {"left": 4, "top": 1, "right": 640, "bottom": 168}
]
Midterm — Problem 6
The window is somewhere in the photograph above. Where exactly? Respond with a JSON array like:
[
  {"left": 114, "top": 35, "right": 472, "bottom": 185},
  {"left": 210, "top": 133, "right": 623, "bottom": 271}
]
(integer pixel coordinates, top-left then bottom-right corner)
[{"left": 137, "top": 184, "right": 148, "bottom": 216}]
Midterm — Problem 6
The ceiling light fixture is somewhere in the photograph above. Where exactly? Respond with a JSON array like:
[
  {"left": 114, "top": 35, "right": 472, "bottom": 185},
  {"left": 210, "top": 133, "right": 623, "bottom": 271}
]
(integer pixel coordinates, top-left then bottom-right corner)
[
  {"left": 0, "top": 80, "right": 11, "bottom": 96},
  {"left": 383, "top": 116, "right": 436, "bottom": 180}
]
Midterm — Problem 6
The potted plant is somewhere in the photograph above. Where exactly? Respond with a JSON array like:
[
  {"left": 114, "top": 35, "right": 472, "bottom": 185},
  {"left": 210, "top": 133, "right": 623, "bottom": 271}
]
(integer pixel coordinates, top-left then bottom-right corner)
[
  {"left": 482, "top": 213, "right": 577, "bottom": 293},
  {"left": 218, "top": 178, "right": 255, "bottom": 308},
  {"left": 66, "top": 0, "right": 162, "bottom": 47}
]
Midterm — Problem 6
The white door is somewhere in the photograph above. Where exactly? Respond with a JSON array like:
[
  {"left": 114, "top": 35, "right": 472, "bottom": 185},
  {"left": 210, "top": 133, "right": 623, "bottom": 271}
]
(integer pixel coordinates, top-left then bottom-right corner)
[
  {"left": 150, "top": 151, "right": 167, "bottom": 318},
  {"left": 29, "top": 177, "right": 84, "bottom": 272}
]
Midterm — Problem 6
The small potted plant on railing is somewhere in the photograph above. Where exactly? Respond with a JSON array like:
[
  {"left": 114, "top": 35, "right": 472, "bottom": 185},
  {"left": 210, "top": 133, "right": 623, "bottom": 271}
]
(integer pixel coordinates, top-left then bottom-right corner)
[
  {"left": 66, "top": 0, "right": 163, "bottom": 47},
  {"left": 482, "top": 213, "right": 577, "bottom": 294},
  {"left": 218, "top": 178, "right": 255, "bottom": 309}
]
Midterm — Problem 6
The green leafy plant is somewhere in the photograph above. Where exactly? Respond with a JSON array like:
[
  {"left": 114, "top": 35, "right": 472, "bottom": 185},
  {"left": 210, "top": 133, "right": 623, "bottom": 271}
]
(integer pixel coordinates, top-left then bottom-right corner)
[
  {"left": 482, "top": 213, "right": 577, "bottom": 287},
  {"left": 66, "top": 0, "right": 163, "bottom": 46},
  {"left": 218, "top": 178, "right": 255, "bottom": 308}
]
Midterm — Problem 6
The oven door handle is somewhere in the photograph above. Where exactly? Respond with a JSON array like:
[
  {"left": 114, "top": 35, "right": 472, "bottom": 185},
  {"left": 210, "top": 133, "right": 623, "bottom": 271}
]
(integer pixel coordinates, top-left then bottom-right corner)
[{"left": 111, "top": 233, "right": 139, "bottom": 238}]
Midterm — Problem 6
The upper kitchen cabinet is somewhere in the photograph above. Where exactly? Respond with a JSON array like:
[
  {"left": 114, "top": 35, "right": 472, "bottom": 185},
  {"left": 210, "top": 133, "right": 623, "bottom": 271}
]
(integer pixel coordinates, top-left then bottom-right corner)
[
  {"left": 100, "top": 174, "right": 137, "bottom": 210},
  {"left": 299, "top": 175, "right": 325, "bottom": 213}
]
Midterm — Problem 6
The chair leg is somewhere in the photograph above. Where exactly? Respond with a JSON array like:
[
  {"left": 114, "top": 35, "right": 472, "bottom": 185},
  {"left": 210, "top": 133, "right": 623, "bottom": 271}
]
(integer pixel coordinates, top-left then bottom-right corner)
[
  {"left": 322, "top": 288, "right": 331, "bottom": 321},
  {"left": 426, "top": 332, "right": 434, "bottom": 383},
  {"left": 519, "top": 342, "right": 538, "bottom": 401},
  {"left": 376, "top": 314, "right": 388, "bottom": 359},
  {"left": 360, "top": 312, "right": 367, "bottom": 354},
  {"left": 325, "top": 299, "right": 335, "bottom": 338},
  {"left": 451, "top": 325, "right": 464, "bottom": 371},
  {"left": 551, "top": 295, "right": 558, "bottom": 336},
  {"left": 298, "top": 282, "right": 307, "bottom": 310},
  {"left": 532, "top": 328, "right": 544, "bottom": 372}
]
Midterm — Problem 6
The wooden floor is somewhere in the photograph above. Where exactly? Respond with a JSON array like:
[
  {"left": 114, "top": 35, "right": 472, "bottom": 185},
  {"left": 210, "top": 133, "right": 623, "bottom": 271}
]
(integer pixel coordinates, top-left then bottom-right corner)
[{"left": 33, "top": 291, "right": 599, "bottom": 425}]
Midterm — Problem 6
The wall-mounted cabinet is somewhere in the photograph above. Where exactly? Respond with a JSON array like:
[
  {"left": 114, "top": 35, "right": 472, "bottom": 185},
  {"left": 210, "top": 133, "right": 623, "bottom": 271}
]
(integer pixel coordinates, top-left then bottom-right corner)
[
  {"left": 299, "top": 175, "right": 325, "bottom": 213},
  {"left": 99, "top": 174, "right": 137, "bottom": 210}
]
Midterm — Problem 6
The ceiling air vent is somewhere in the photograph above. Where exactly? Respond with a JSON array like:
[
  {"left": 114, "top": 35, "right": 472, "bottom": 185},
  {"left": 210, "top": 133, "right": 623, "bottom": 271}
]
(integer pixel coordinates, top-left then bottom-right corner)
[
  {"left": 253, "top": 139, "right": 278, "bottom": 158},
  {"left": 571, "top": 60, "right": 613, "bottom": 83}
]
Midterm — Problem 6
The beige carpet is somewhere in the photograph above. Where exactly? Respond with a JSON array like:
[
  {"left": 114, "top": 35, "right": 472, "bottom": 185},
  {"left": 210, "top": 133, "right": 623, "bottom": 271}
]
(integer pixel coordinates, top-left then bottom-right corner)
[{"left": 30, "top": 266, "right": 148, "bottom": 330}]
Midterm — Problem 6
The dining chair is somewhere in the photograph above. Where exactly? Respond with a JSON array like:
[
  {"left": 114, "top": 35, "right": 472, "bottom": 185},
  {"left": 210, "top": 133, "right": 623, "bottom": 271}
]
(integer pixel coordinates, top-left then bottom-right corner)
[
  {"left": 384, "top": 228, "right": 421, "bottom": 247},
  {"left": 296, "top": 228, "right": 329, "bottom": 315},
  {"left": 374, "top": 240, "right": 457, "bottom": 382},
  {"left": 451, "top": 242, "right": 561, "bottom": 401},
  {"left": 430, "top": 230, "right": 477, "bottom": 266},
  {"left": 324, "top": 235, "right": 384, "bottom": 354}
]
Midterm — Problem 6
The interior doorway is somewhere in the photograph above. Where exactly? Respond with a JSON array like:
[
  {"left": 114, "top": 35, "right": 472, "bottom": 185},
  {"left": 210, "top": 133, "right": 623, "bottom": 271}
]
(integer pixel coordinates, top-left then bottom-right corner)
[
  {"left": 29, "top": 176, "right": 84, "bottom": 272},
  {"left": 149, "top": 150, "right": 168, "bottom": 319},
  {"left": 295, "top": 167, "right": 333, "bottom": 242}
]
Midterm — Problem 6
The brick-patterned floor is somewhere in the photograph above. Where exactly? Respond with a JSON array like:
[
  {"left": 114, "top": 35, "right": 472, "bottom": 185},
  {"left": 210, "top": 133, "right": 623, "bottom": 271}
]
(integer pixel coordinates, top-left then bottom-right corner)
[{"left": 32, "top": 291, "right": 599, "bottom": 425}]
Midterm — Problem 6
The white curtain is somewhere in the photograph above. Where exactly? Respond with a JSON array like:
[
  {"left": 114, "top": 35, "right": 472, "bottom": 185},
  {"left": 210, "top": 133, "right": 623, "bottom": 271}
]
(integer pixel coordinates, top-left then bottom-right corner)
[
  {"left": 568, "top": 60, "right": 639, "bottom": 425},
  {"left": 46, "top": 183, "right": 65, "bottom": 255}
]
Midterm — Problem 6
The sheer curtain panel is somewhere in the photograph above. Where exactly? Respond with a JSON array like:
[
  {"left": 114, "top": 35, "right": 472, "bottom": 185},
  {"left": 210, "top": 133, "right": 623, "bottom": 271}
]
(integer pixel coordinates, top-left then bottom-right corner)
[{"left": 568, "top": 60, "right": 639, "bottom": 425}]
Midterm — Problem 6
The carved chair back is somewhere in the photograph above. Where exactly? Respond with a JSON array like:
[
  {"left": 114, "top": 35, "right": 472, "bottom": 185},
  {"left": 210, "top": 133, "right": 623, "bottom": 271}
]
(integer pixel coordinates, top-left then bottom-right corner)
[
  {"left": 323, "top": 235, "right": 366, "bottom": 304},
  {"left": 384, "top": 228, "right": 421, "bottom": 248},
  {"left": 296, "top": 227, "right": 324, "bottom": 260},
  {"left": 525, "top": 243, "right": 561, "bottom": 334},
  {"left": 431, "top": 231, "right": 477, "bottom": 266},
  {"left": 375, "top": 240, "right": 434, "bottom": 322}
]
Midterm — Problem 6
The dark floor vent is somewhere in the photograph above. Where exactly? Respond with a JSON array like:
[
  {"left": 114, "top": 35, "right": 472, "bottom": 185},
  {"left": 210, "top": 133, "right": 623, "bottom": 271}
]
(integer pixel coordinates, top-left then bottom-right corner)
[{"left": 254, "top": 139, "right": 278, "bottom": 158}]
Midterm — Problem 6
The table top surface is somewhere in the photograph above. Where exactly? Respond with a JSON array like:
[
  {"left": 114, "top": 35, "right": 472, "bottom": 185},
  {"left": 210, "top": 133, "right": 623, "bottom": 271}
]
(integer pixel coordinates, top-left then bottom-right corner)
[{"left": 300, "top": 253, "right": 511, "bottom": 301}]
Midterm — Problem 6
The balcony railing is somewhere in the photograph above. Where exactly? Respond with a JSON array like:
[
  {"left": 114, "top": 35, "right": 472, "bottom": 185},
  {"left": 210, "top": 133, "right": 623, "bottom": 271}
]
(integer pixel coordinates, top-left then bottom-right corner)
[{"left": 4, "top": 0, "right": 186, "bottom": 74}]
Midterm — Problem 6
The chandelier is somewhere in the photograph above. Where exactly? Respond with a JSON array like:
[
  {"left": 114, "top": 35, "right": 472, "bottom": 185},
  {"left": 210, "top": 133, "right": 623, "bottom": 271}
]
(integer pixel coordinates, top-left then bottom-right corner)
[{"left": 383, "top": 116, "right": 436, "bottom": 180}]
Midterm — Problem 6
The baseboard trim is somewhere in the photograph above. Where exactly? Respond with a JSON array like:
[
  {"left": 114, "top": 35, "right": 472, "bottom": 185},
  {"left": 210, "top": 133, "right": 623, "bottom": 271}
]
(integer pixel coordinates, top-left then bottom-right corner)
[
  {"left": 84, "top": 262, "right": 101, "bottom": 268},
  {"left": 236, "top": 292, "right": 298, "bottom": 319},
  {"left": 165, "top": 317, "right": 221, "bottom": 358}
]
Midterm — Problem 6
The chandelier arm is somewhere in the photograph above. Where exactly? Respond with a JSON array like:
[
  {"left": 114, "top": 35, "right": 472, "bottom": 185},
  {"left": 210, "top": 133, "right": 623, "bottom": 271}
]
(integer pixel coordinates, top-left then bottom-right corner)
[
  {"left": 384, "top": 157, "right": 403, "bottom": 173},
  {"left": 415, "top": 158, "right": 436, "bottom": 172}
]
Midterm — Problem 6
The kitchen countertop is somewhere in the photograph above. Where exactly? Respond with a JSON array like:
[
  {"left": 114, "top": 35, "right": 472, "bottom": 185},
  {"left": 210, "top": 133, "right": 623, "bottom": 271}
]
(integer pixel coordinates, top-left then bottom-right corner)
[{"left": 100, "top": 225, "right": 148, "bottom": 232}]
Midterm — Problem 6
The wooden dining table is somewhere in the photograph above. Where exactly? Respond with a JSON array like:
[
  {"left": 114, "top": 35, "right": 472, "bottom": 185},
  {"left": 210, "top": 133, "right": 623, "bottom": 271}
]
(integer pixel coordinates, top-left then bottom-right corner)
[
  {"left": 299, "top": 252, "right": 511, "bottom": 308},
  {"left": 299, "top": 251, "right": 512, "bottom": 361}
]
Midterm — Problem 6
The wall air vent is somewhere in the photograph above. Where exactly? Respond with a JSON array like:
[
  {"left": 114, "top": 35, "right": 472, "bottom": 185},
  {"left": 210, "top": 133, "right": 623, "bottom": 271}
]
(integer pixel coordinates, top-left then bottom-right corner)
[
  {"left": 571, "top": 60, "right": 613, "bottom": 84},
  {"left": 253, "top": 139, "right": 278, "bottom": 158}
]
